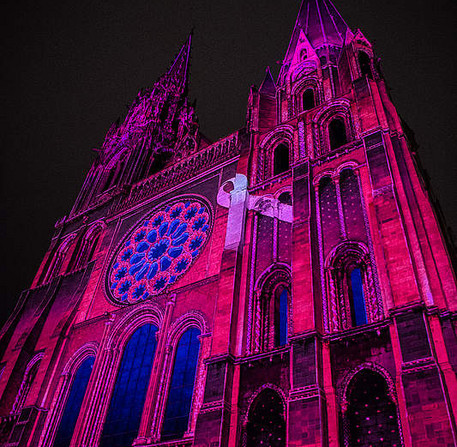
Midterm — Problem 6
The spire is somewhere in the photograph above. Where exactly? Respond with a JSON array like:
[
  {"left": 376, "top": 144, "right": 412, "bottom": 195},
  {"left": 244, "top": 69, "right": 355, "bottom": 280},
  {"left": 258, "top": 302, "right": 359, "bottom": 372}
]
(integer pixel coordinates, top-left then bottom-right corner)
[
  {"left": 259, "top": 67, "right": 276, "bottom": 96},
  {"left": 283, "top": 0, "right": 350, "bottom": 64},
  {"left": 164, "top": 32, "right": 192, "bottom": 95}
]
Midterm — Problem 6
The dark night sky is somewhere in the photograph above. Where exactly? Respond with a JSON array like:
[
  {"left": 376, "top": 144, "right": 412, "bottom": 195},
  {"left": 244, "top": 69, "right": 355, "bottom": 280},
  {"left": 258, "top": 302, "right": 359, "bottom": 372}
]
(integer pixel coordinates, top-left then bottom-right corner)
[{"left": 1, "top": 0, "right": 456, "bottom": 325}]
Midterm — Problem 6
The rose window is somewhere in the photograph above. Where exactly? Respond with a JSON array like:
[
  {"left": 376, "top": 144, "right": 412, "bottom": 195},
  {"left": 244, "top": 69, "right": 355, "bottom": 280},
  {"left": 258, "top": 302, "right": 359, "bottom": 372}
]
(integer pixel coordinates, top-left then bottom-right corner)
[{"left": 108, "top": 198, "right": 212, "bottom": 304}]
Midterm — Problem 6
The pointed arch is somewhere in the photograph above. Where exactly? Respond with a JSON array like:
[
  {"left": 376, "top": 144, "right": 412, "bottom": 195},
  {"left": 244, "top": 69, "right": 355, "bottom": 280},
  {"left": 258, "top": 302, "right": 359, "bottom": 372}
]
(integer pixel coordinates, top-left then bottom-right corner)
[
  {"left": 158, "top": 310, "right": 209, "bottom": 441},
  {"left": 12, "top": 352, "right": 44, "bottom": 414},
  {"left": 40, "top": 342, "right": 99, "bottom": 447}
]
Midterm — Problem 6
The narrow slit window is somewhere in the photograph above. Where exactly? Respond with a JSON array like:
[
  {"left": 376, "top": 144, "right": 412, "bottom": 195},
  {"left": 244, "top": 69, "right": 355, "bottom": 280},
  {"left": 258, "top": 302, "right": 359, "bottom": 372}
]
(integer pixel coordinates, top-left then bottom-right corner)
[{"left": 358, "top": 51, "right": 373, "bottom": 79}]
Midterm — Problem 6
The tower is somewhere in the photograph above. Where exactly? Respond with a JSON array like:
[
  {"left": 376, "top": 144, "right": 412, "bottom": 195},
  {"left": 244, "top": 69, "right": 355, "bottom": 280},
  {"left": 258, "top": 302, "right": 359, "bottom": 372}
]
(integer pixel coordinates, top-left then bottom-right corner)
[{"left": 1, "top": 1, "right": 456, "bottom": 446}]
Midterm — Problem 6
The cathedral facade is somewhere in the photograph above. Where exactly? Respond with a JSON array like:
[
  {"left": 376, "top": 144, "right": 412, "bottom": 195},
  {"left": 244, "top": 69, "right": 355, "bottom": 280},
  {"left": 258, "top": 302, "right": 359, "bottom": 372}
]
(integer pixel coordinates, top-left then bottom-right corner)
[{"left": 1, "top": 1, "right": 456, "bottom": 446}]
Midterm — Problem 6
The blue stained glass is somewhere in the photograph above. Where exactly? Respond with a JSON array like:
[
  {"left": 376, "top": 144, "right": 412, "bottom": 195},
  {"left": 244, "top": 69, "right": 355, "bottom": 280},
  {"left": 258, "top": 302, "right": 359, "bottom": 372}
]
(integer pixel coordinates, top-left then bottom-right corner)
[
  {"left": 108, "top": 198, "right": 211, "bottom": 304},
  {"left": 350, "top": 268, "right": 367, "bottom": 326},
  {"left": 53, "top": 356, "right": 95, "bottom": 447},
  {"left": 161, "top": 327, "right": 201, "bottom": 440},
  {"left": 279, "top": 289, "right": 288, "bottom": 346},
  {"left": 99, "top": 324, "right": 158, "bottom": 447}
]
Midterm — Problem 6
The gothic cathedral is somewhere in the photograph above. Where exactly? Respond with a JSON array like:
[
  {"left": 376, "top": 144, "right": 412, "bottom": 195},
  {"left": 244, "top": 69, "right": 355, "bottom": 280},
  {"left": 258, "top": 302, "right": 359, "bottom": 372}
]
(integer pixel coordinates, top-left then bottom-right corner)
[{"left": 1, "top": 1, "right": 456, "bottom": 446}]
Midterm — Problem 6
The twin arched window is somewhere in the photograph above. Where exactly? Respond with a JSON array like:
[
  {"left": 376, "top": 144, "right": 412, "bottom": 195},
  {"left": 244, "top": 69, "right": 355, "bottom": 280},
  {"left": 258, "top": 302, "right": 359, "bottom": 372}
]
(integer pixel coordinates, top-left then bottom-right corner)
[
  {"left": 53, "top": 322, "right": 202, "bottom": 445},
  {"left": 69, "top": 226, "right": 102, "bottom": 271}
]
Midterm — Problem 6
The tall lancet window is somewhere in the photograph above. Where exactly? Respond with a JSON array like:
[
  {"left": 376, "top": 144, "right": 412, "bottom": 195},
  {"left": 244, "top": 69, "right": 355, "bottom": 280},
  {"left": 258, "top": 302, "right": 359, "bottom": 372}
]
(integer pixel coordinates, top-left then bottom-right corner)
[
  {"left": 12, "top": 358, "right": 41, "bottom": 414},
  {"left": 358, "top": 51, "right": 373, "bottom": 79},
  {"left": 162, "top": 327, "right": 201, "bottom": 440},
  {"left": 275, "top": 287, "right": 289, "bottom": 347},
  {"left": 302, "top": 88, "right": 315, "bottom": 111},
  {"left": 53, "top": 356, "right": 95, "bottom": 447},
  {"left": 273, "top": 143, "right": 290, "bottom": 176},
  {"left": 329, "top": 118, "right": 347, "bottom": 150},
  {"left": 99, "top": 324, "right": 158, "bottom": 447},
  {"left": 349, "top": 267, "right": 367, "bottom": 326}
]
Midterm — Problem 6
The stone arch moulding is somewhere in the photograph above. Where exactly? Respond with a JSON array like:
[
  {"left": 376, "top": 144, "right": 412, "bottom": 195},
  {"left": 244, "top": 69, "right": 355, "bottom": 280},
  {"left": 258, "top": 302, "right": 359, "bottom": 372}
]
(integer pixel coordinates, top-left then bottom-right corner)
[
  {"left": 250, "top": 263, "right": 292, "bottom": 352},
  {"left": 338, "top": 362, "right": 397, "bottom": 410},
  {"left": 338, "top": 363, "right": 405, "bottom": 447},
  {"left": 258, "top": 125, "right": 294, "bottom": 181},
  {"left": 312, "top": 100, "right": 355, "bottom": 157},
  {"left": 105, "top": 301, "right": 164, "bottom": 350},
  {"left": 11, "top": 351, "right": 45, "bottom": 414},
  {"left": 243, "top": 383, "right": 288, "bottom": 425},
  {"left": 291, "top": 77, "right": 321, "bottom": 112},
  {"left": 151, "top": 309, "right": 210, "bottom": 441},
  {"left": 39, "top": 342, "right": 99, "bottom": 447}
]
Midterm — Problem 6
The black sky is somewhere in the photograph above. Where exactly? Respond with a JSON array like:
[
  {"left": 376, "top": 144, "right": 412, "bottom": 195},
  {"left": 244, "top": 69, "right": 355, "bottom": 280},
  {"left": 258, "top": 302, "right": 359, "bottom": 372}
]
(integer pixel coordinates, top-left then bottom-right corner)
[{"left": 1, "top": 0, "right": 456, "bottom": 325}]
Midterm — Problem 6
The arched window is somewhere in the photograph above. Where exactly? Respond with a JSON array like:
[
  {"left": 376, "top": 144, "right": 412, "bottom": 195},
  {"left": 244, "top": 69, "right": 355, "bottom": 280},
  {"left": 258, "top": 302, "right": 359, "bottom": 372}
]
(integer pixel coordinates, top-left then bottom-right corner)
[
  {"left": 246, "top": 389, "right": 285, "bottom": 447},
  {"left": 72, "top": 227, "right": 102, "bottom": 270},
  {"left": 278, "top": 192, "right": 292, "bottom": 206},
  {"left": 302, "top": 88, "right": 315, "bottom": 111},
  {"left": 99, "top": 324, "right": 158, "bottom": 447},
  {"left": 349, "top": 267, "right": 367, "bottom": 326},
  {"left": 42, "top": 237, "right": 74, "bottom": 283},
  {"left": 162, "top": 327, "right": 201, "bottom": 440},
  {"left": 252, "top": 273, "right": 291, "bottom": 353},
  {"left": 346, "top": 370, "right": 402, "bottom": 446},
  {"left": 273, "top": 143, "right": 290, "bottom": 176},
  {"left": 12, "top": 358, "right": 41, "bottom": 414},
  {"left": 358, "top": 51, "right": 373, "bottom": 79},
  {"left": 325, "top": 244, "right": 377, "bottom": 331},
  {"left": 329, "top": 118, "right": 348, "bottom": 150},
  {"left": 53, "top": 356, "right": 95, "bottom": 447},
  {"left": 276, "top": 288, "right": 288, "bottom": 346}
]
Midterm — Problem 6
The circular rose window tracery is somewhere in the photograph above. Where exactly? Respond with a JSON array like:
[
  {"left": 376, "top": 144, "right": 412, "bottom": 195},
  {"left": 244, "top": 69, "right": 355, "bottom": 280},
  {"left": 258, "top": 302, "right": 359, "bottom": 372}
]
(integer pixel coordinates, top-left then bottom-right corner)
[{"left": 107, "top": 198, "right": 212, "bottom": 304}]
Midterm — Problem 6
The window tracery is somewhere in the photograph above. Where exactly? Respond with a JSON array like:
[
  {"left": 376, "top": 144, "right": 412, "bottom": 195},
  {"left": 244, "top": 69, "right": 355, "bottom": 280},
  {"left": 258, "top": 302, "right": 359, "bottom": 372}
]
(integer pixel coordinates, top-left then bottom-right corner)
[
  {"left": 107, "top": 197, "right": 212, "bottom": 304},
  {"left": 99, "top": 324, "right": 159, "bottom": 447}
]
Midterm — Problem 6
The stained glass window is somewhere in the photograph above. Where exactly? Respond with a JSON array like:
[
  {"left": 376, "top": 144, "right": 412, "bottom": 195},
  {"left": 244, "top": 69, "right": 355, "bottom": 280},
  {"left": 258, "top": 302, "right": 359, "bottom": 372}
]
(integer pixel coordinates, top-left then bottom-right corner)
[
  {"left": 278, "top": 289, "right": 288, "bottom": 346},
  {"left": 161, "top": 327, "right": 201, "bottom": 440},
  {"left": 99, "top": 324, "right": 158, "bottom": 447},
  {"left": 108, "top": 198, "right": 212, "bottom": 305},
  {"left": 350, "top": 268, "right": 367, "bottom": 326},
  {"left": 53, "top": 356, "right": 95, "bottom": 447}
]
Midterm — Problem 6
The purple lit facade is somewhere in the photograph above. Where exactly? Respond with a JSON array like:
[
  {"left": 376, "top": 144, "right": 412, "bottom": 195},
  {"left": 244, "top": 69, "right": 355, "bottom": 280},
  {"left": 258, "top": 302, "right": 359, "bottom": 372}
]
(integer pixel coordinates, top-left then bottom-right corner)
[{"left": 1, "top": 1, "right": 457, "bottom": 446}]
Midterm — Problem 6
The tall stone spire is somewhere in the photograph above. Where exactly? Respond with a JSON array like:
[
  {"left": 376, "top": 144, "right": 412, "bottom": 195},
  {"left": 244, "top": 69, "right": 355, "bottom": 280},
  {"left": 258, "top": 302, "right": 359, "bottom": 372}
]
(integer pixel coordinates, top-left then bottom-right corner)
[
  {"left": 283, "top": 0, "right": 349, "bottom": 60},
  {"left": 279, "top": 0, "right": 350, "bottom": 85},
  {"left": 165, "top": 32, "right": 192, "bottom": 95}
]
